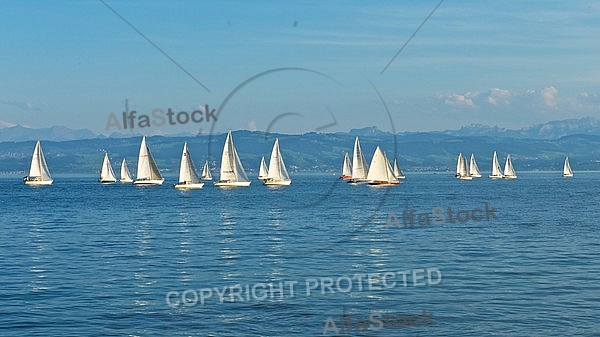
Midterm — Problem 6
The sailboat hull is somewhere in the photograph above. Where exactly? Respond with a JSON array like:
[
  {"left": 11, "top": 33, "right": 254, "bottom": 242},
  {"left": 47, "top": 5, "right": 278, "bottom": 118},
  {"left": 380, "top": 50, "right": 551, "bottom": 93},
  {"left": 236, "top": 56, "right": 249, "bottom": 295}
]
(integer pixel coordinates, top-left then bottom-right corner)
[
  {"left": 489, "top": 175, "right": 503, "bottom": 179},
  {"left": 120, "top": 179, "right": 133, "bottom": 183},
  {"left": 502, "top": 175, "right": 517, "bottom": 179},
  {"left": 563, "top": 173, "right": 573, "bottom": 177},
  {"left": 368, "top": 180, "right": 400, "bottom": 186},
  {"left": 264, "top": 179, "right": 291, "bottom": 186},
  {"left": 339, "top": 175, "right": 352, "bottom": 179},
  {"left": 347, "top": 178, "right": 369, "bottom": 184},
  {"left": 457, "top": 176, "right": 473, "bottom": 180},
  {"left": 99, "top": 179, "right": 117, "bottom": 184},
  {"left": 214, "top": 181, "right": 251, "bottom": 187},
  {"left": 133, "top": 179, "right": 165, "bottom": 185},
  {"left": 24, "top": 178, "right": 53, "bottom": 186},
  {"left": 174, "top": 182, "right": 204, "bottom": 189}
]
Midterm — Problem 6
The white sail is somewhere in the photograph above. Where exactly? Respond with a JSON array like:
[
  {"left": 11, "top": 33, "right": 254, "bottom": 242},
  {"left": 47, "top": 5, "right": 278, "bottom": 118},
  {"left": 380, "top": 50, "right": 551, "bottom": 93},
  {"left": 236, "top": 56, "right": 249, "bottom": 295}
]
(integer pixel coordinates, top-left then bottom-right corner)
[
  {"left": 457, "top": 153, "right": 472, "bottom": 180},
  {"left": 350, "top": 136, "right": 369, "bottom": 181},
  {"left": 366, "top": 147, "right": 398, "bottom": 185},
  {"left": 120, "top": 158, "right": 133, "bottom": 183},
  {"left": 503, "top": 154, "right": 517, "bottom": 179},
  {"left": 258, "top": 156, "right": 269, "bottom": 180},
  {"left": 174, "top": 142, "right": 203, "bottom": 189},
  {"left": 563, "top": 157, "right": 573, "bottom": 177},
  {"left": 215, "top": 131, "right": 250, "bottom": 187},
  {"left": 340, "top": 152, "right": 352, "bottom": 179},
  {"left": 469, "top": 154, "right": 482, "bottom": 178},
  {"left": 456, "top": 153, "right": 463, "bottom": 177},
  {"left": 264, "top": 138, "right": 291, "bottom": 185},
  {"left": 24, "top": 140, "right": 53, "bottom": 185},
  {"left": 393, "top": 159, "right": 405, "bottom": 179},
  {"left": 134, "top": 136, "right": 164, "bottom": 185},
  {"left": 489, "top": 151, "right": 503, "bottom": 178},
  {"left": 99, "top": 152, "right": 117, "bottom": 183},
  {"left": 201, "top": 160, "right": 212, "bottom": 180}
]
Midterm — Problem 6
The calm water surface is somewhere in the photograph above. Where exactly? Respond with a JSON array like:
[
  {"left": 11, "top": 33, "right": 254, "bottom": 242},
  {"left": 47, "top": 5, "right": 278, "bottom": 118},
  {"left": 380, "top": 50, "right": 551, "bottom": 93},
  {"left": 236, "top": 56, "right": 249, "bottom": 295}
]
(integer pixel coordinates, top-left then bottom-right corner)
[{"left": 1, "top": 172, "right": 599, "bottom": 336}]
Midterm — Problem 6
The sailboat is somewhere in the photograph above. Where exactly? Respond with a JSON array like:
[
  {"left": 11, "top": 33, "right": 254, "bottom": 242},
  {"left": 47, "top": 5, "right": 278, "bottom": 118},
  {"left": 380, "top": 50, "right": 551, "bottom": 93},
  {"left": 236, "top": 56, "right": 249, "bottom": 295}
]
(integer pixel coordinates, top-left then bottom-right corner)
[
  {"left": 502, "top": 154, "right": 517, "bottom": 179},
  {"left": 133, "top": 136, "right": 164, "bottom": 185},
  {"left": 174, "top": 142, "right": 204, "bottom": 189},
  {"left": 201, "top": 160, "right": 213, "bottom": 180},
  {"left": 258, "top": 155, "right": 269, "bottom": 181},
  {"left": 563, "top": 157, "right": 573, "bottom": 177},
  {"left": 99, "top": 152, "right": 117, "bottom": 183},
  {"left": 120, "top": 159, "right": 133, "bottom": 183},
  {"left": 392, "top": 159, "right": 406, "bottom": 180},
  {"left": 339, "top": 152, "right": 352, "bottom": 179},
  {"left": 348, "top": 137, "right": 369, "bottom": 184},
  {"left": 366, "top": 147, "right": 399, "bottom": 185},
  {"left": 23, "top": 140, "right": 53, "bottom": 185},
  {"left": 456, "top": 153, "right": 472, "bottom": 180},
  {"left": 214, "top": 131, "right": 251, "bottom": 187},
  {"left": 264, "top": 138, "right": 292, "bottom": 186},
  {"left": 469, "top": 154, "right": 482, "bottom": 178},
  {"left": 489, "top": 151, "right": 504, "bottom": 179},
  {"left": 455, "top": 153, "right": 463, "bottom": 178}
]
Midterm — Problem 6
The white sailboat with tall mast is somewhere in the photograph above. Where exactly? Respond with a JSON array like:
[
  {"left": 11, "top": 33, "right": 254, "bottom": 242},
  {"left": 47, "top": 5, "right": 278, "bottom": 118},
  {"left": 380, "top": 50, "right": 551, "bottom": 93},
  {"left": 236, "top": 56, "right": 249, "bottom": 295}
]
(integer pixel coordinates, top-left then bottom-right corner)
[
  {"left": 392, "top": 159, "right": 406, "bottom": 180},
  {"left": 339, "top": 152, "right": 352, "bottom": 180},
  {"left": 456, "top": 153, "right": 472, "bottom": 180},
  {"left": 174, "top": 142, "right": 204, "bottom": 189},
  {"left": 563, "top": 157, "right": 573, "bottom": 177},
  {"left": 24, "top": 140, "right": 53, "bottom": 185},
  {"left": 258, "top": 155, "right": 269, "bottom": 181},
  {"left": 120, "top": 158, "right": 133, "bottom": 183},
  {"left": 133, "top": 136, "right": 164, "bottom": 185},
  {"left": 201, "top": 160, "right": 212, "bottom": 180},
  {"left": 469, "top": 154, "right": 482, "bottom": 178},
  {"left": 99, "top": 152, "right": 117, "bottom": 184},
  {"left": 214, "top": 131, "right": 251, "bottom": 187},
  {"left": 367, "top": 147, "right": 399, "bottom": 185},
  {"left": 502, "top": 154, "right": 517, "bottom": 179},
  {"left": 348, "top": 136, "right": 369, "bottom": 184},
  {"left": 489, "top": 151, "right": 504, "bottom": 179},
  {"left": 456, "top": 153, "right": 463, "bottom": 178},
  {"left": 264, "top": 138, "right": 292, "bottom": 186}
]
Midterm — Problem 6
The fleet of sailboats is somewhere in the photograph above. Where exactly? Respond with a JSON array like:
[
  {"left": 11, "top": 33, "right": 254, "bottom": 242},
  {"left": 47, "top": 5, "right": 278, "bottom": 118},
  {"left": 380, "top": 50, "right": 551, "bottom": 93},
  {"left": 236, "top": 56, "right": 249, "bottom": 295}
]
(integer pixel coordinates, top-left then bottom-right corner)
[
  {"left": 21, "top": 132, "right": 583, "bottom": 186},
  {"left": 339, "top": 152, "right": 352, "bottom": 180},
  {"left": 120, "top": 159, "right": 133, "bottom": 183},
  {"left": 366, "top": 147, "right": 399, "bottom": 185},
  {"left": 99, "top": 152, "right": 117, "bottom": 184},
  {"left": 489, "top": 151, "right": 504, "bottom": 179},
  {"left": 263, "top": 138, "right": 291, "bottom": 186},
  {"left": 134, "top": 136, "right": 164, "bottom": 185},
  {"left": 23, "top": 140, "right": 53, "bottom": 185},
  {"left": 348, "top": 137, "right": 369, "bottom": 184},
  {"left": 563, "top": 157, "right": 573, "bottom": 177},
  {"left": 214, "top": 131, "right": 251, "bottom": 187},
  {"left": 174, "top": 142, "right": 204, "bottom": 189}
]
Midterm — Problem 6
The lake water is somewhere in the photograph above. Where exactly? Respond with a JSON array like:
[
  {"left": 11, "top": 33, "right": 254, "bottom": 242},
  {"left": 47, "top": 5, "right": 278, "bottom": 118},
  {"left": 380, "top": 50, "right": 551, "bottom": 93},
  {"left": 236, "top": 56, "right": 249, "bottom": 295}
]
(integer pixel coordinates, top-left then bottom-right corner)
[{"left": 1, "top": 172, "right": 599, "bottom": 336}]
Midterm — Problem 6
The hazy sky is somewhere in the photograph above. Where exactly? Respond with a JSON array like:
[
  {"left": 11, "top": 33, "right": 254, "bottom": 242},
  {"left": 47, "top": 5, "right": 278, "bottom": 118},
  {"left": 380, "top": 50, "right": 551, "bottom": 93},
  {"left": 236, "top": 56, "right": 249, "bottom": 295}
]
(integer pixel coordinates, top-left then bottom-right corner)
[{"left": 1, "top": 0, "right": 599, "bottom": 135}]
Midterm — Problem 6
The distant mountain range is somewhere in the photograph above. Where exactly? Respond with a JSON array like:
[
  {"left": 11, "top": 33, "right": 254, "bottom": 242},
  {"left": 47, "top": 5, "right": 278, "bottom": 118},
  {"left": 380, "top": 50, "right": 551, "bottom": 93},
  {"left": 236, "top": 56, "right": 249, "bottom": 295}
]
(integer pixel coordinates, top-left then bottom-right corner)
[{"left": 3, "top": 117, "right": 600, "bottom": 141}]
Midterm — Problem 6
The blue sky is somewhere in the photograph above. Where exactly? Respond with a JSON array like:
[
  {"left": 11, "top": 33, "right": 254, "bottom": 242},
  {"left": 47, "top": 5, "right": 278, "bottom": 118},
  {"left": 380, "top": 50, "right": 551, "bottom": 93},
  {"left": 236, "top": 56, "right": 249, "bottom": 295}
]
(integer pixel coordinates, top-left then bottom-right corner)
[{"left": 1, "top": 0, "right": 599, "bottom": 135}]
